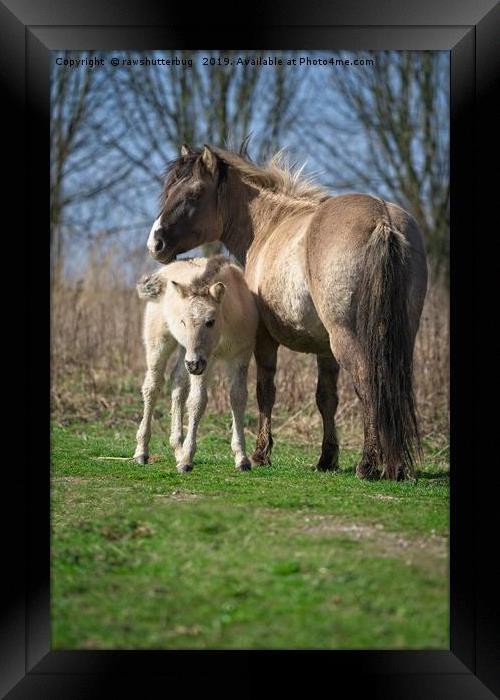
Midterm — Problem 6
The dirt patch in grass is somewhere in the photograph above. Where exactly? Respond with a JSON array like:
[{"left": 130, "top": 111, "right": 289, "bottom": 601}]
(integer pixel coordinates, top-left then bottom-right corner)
[
  {"left": 100, "top": 521, "right": 155, "bottom": 541},
  {"left": 153, "top": 491, "right": 200, "bottom": 502},
  {"left": 52, "top": 476, "right": 90, "bottom": 485},
  {"left": 364, "top": 494, "right": 403, "bottom": 502},
  {"left": 146, "top": 454, "right": 165, "bottom": 464},
  {"left": 296, "top": 512, "right": 447, "bottom": 568}
]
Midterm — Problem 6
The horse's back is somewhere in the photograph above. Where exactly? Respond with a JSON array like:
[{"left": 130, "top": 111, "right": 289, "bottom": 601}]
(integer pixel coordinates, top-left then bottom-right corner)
[{"left": 307, "top": 193, "right": 424, "bottom": 253}]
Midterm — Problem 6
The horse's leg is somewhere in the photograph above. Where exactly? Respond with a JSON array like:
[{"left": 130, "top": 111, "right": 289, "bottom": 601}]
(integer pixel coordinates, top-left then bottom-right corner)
[
  {"left": 315, "top": 353, "right": 340, "bottom": 471},
  {"left": 169, "top": 346, "right": 189, "bottom": 460},
  {"left": 353, "top": 385, "right": 381, "bottom": 480},
  {"left": 327, "top": 327, "right": 381, "bottom": 480},
  {"left": 227, "top": 358, "right": 252, "bottom": 471},
  {"left": 134, "top": 333, "right": 176, "bottom": 464},
  {"left": 176, "top": 371, "right": 209, "bottom": 473},
  {"left": 251, "top": 323, "right": 279, "bottom": 466}
]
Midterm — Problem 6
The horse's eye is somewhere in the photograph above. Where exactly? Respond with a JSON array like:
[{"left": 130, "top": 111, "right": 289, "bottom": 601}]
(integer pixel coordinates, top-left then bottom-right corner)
[
  {"left": 180, "top": 319, "right": 186, "bottom": 327},
  {"left": 205, "top": 319, "right": 215, "bottom": 328},
  {"left": 169, "top": 202, "right": 185, "bottom": 220}
]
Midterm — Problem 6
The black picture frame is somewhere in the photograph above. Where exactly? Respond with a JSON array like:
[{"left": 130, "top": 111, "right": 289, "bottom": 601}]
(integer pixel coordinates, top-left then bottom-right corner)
[{"left": 2, "top": 0, "right": 499, "bottom": 697}]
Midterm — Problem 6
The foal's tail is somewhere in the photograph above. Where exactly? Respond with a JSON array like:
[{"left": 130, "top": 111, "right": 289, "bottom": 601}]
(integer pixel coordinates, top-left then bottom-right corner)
[
  {"left": 136, "top": 272, "right": 165, "bottom": 300},
  {"left": 356, "top": 219, "right": 420, "bottom": 479}
]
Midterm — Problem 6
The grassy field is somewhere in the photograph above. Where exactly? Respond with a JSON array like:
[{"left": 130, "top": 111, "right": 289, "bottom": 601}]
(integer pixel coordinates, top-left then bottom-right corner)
[{"left": 51, "top": 407, "right": 449, "bottom": 650}]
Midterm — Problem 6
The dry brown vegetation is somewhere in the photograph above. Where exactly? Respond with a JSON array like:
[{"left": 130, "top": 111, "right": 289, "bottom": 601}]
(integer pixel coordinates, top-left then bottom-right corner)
[{"left": 51, "top": 252, "right": 449, "bottom": 459}]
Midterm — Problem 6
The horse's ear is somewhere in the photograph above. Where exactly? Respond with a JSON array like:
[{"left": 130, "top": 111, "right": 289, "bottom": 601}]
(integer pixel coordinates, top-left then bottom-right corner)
[
  {"left": 201, "top": 145, "right": 218, "bottom": 176},
  {"left": 180, "top": 144, "right": 192, "bottom": 157},
  {"left": 209, "top": 281, "right": 225, "bottom": 303},
  {"left": 171, "top": 280, "right": 189, "bottom": 298}
]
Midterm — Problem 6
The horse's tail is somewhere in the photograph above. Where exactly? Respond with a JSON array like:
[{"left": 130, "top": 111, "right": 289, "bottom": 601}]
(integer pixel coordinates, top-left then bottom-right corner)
[
  {"left": 136, "top": 272, "right": 165, "bottom": 300},
  {"left": 356, "top": 219, "right": 420, "bottom": 479}
]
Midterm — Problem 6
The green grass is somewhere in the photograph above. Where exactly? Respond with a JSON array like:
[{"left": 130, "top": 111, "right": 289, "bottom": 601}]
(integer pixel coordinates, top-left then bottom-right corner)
[{"left": 51, "top": 412, "right": 449, "bottom": 649}]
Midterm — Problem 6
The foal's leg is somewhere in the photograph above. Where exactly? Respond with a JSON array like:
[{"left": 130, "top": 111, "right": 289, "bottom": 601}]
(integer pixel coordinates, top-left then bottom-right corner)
[
  {"left": 134, "top": 333, "right": 176, "bottom": 464},
  {"left": 315, "top": 353, "right": 340, "bottom": 471},
  {"left": 176, "top": 371, "right": 209, "bottom": 473},
  {"left": 328, "top": 327, "right": 381, "bottom": 480},
  {"left": 169, "top": 346, "right": 189, "bottom": 459},
  {"left": 227, "top": 358, "right": 252, "bottom": 471},
  {"left": 251, "top": 323, "right": 279, "bottom": 466}
]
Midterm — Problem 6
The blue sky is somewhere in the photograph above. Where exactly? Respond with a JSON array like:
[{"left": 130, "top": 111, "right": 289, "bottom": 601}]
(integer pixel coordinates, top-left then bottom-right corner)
[{"left": 51, "top": 50, "right": 449, "bottom": 278}]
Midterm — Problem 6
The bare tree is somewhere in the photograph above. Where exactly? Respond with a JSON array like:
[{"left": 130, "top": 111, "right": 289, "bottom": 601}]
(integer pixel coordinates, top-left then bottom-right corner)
[
  {"left": 303, "top": 52, "right": 449, "bottom": 272},
  {"left": 100, "top": 51, "right": 300, "bottom": 172},
  {"left": 88, "top": 51, "right": 302, "bottom": 256},
  {"left": 50, "top": 52, "right": 136, "bottom": 277}
]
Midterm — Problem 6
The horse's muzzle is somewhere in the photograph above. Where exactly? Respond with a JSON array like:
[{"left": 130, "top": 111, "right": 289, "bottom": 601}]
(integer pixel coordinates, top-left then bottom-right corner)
[
  {"left": 151, "top": 252, "right": 175, "bottom": 265},
  {"left": 148, "top": 227, "right": 176, "bottom": 263},
  {"left": 149, "top": 244, "right": 176, "bottom": 264}
]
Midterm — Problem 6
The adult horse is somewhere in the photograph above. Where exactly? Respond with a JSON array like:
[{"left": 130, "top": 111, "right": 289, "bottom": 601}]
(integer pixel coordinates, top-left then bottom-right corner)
[{"left": 147, "top": 144, "right": 428, "bottom": 480}]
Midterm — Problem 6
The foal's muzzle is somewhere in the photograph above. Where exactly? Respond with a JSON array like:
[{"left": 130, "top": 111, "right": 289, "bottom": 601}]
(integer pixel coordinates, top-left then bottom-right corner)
[{"left": 185, "top": 358, "right": 207, "bottom": 375}]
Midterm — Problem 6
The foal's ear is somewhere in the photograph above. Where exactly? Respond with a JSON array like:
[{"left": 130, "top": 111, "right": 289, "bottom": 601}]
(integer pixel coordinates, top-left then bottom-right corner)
[
  {"left": 201, "top": 145, "right": 218, "bottom": 176},
  {"left": 180, "top": 143, "right": 192, "bottom": 157},
  {"left": 209, "top": 282, "right": 225, "bottom": 303},
  {"left": 171, "top": 280, "right": 189, "bottom": 298}
]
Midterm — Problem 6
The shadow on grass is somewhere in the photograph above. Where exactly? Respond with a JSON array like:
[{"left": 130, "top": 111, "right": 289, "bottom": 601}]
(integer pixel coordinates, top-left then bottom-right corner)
[
  {"left": 415, "top": 470, "right": 449, "bottom": 481},
  {"left": 339, "top": 463, "right": 449, "bottom": 483}
]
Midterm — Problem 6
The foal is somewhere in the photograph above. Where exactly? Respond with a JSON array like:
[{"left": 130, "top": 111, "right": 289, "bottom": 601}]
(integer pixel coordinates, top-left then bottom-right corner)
[{"left": 133, "top": 256, "right": 259, "bottom": 473}]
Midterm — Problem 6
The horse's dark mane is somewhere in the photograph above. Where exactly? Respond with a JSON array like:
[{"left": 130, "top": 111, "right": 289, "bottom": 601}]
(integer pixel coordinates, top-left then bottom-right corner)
[
  {"left": 159, "top": 152, "right": 201, "bottom": 208},
  {"left": 160, "top": 141, "right": 326, "bottom": 209}
]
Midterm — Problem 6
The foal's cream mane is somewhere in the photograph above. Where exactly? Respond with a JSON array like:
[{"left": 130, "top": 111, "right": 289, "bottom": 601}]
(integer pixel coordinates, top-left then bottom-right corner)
[
  {"left": 137, "top": 255, "right": 234, "bottom": 300},
  {"left": 212, "top": 146, "right": 328, "bottom": 205},
  {"left": 183, "top": 255, "right": 233, "bottom": 295}
]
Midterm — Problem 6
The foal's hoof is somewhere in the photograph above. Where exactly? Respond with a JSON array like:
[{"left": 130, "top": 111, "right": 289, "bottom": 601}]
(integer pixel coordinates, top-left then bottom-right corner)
[
  {"left": 251, "top": 450, "right": 271, "bottom": 467},
  {"left": 236, "top": 458, "right": 252, "bottom": 472},
  {"left": 356, "top": 461, "right": 381, "bottom": 480},
  {"left": 134, "top": 454, "right": 149, "bottom": 465},
  {"left": 177, "top": 463, "right": 193, "bottom": 473}
]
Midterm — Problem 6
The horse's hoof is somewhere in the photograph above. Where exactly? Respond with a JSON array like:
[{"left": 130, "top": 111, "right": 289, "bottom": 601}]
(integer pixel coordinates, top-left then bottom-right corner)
[
  {"left": 251, "top": 450, "right": 271, "bottom": 467},
  {"left": 177, "top": 463, "right": 193, "bottom": 473},
  {"left": 394, "top": 465, "right": 406, "bottom": 481},
  {"left": 381, "top": 465, "right": 407, "bottom": 481},
  {"left": 134, "top": 454, "right": 148, "bottom": 465},
  {"left": 356, "top": 461, "right": 381, "bottom": 480},
  {"left": 236, "top": 458, "right": 252, "bottom": 472},
  {"left": 315, "top": 460, "right": 338, "bottom": 472}
]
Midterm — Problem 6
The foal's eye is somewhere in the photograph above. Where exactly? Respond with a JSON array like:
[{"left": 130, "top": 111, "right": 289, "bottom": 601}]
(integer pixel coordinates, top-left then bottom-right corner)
[
  {"left": 180, "top": 320, "right": 186, "bottom": 327},
  {"left": 205, "top": 319, "right": 215, "bottom": 328}
]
